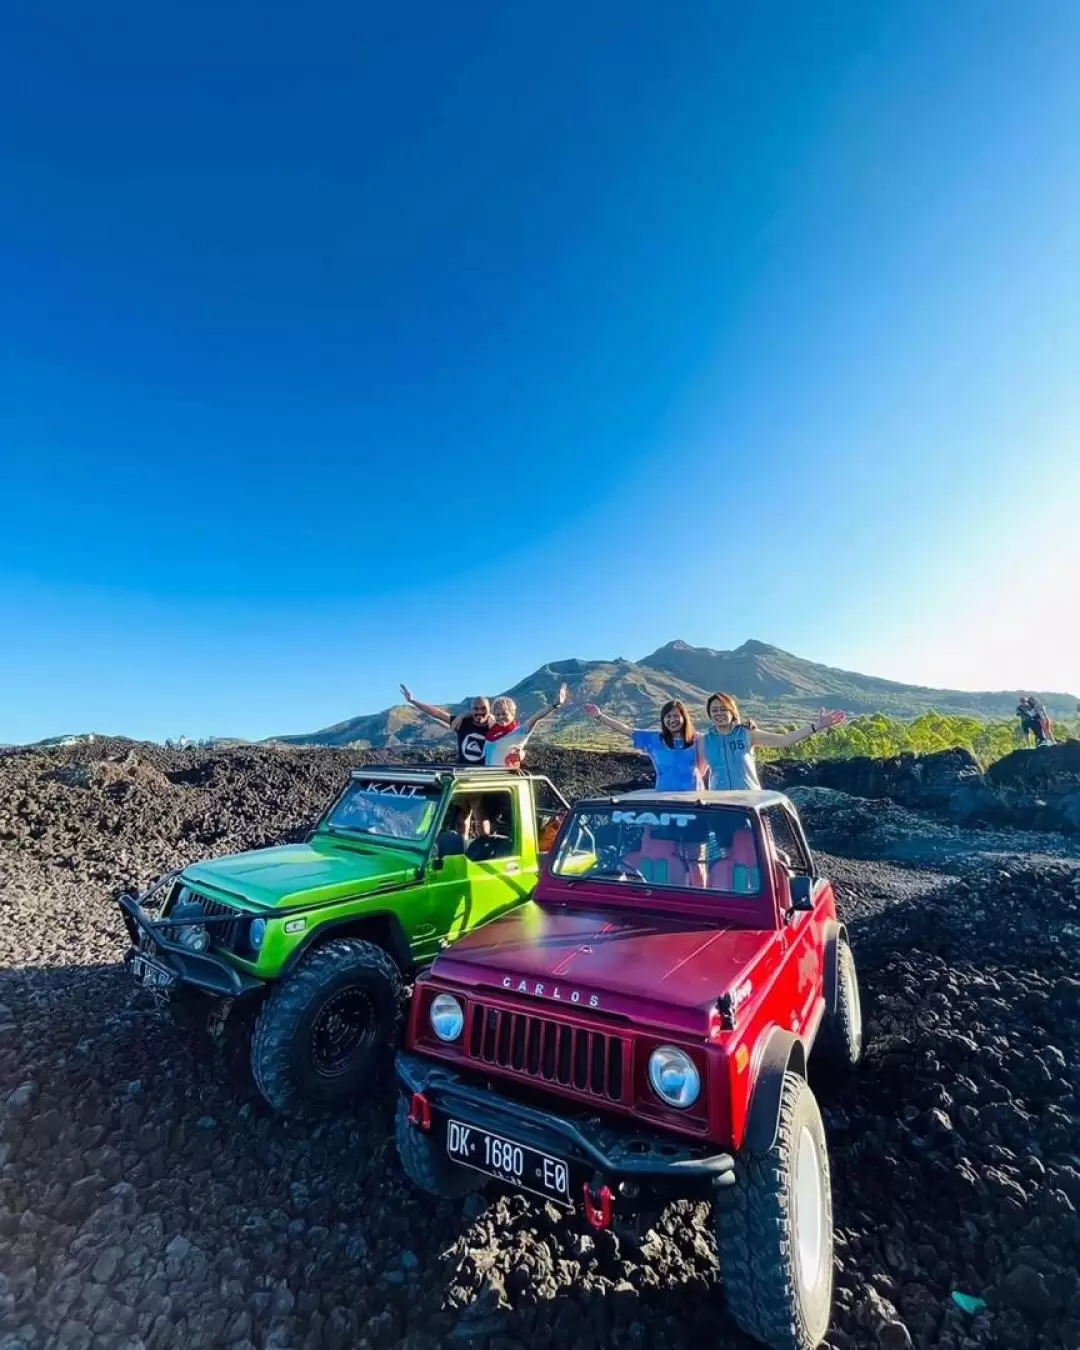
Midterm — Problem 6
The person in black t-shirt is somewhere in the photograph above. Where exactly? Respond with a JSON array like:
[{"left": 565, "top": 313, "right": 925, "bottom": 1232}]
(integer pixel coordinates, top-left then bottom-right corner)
[{"left": 399, "top": 685, "right": 493, "bottom": 764}]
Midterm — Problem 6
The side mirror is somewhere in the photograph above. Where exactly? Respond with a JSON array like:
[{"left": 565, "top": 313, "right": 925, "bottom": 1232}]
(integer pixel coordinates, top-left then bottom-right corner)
[
  {"left": 788, "top": 874, "right": 815, "bottom": 912},
  {"left": 432, "top": 830, "right": 465, "bottom": 870}
]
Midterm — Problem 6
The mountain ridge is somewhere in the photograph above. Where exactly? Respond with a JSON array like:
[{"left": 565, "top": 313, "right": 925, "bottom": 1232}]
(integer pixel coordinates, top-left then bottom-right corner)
[{"left": 272, "top": 639, "right": 1078, "bottom": 749}]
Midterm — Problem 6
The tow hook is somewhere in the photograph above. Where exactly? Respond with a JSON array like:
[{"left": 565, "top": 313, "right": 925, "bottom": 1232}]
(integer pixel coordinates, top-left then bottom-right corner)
[
  {"left": 407, "top": 1093, "right": 431, "bottom": 1131},
  {"left": 582, "top": 1183, "right": 614, "bottom": 1231},
  {"left": 206, "top": 999, "right": 233, "bottom": 1040}
]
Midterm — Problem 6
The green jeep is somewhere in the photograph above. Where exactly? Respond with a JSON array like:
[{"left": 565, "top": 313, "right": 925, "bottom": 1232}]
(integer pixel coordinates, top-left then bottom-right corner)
[{"left": 117, "top": 765, "right": 569, "bottom": 1112}]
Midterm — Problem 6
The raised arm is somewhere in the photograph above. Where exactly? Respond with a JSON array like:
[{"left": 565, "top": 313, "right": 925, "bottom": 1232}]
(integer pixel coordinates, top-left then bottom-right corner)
[
  {"left": 524, "top": 683, "right": 569, "bottom": 733},
  {"left": 696, "top": 734, "right": 710, "bottom": 787},
  {"left": 399, "top": 683, "right": 454, "bottom": 727},
  {"left": 749, "top": 708, "right": 846, "bottom": 749},
  {"left": 583, "top": 703, "right": 634, "bottom": 737}
]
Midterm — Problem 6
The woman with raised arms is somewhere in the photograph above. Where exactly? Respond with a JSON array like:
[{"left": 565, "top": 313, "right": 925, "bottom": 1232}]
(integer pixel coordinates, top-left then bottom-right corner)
[
  {"left": 697, "top": 692, "right": 845, "bottom": 790},
  {"left": 583, "top": 698, "right": 703, "bottom": 791}
]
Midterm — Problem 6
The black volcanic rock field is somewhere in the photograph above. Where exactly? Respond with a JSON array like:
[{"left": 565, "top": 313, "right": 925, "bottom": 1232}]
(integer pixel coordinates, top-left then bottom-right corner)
[{"left": 1, "top": 740, "right": 1079, "bottom": 1350}]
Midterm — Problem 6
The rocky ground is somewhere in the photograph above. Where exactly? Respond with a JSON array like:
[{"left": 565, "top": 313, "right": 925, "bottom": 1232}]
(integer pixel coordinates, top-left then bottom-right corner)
[{"left": 1, "top": 740, "right": 1079, "bottom": 1350}]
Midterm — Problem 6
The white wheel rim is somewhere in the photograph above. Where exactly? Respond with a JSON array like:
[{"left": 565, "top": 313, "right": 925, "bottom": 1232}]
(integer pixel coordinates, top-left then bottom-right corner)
[
  {"left": 794, "top": 1125, "right": 825, "bottom": 1297},
  {"left": 848, "top": 962, "right": 863, "bottom": 1054}
]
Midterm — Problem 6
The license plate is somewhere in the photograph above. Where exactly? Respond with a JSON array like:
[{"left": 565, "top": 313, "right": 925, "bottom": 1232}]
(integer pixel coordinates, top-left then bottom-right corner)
[
  {"left": 446, "top": 1119, "right": 571, "bottom": 1204},
  {"left": 129, "top": 954, "right": 177, "bottom": 990}
]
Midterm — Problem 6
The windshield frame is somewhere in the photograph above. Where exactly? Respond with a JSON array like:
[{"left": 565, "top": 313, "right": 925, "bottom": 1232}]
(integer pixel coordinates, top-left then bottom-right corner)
[
  {"left": 548, "top": 801, "right": 769, "bottom": 911},
  {"left": 313, "top": 774, "right": 450, "bottom": 854}
]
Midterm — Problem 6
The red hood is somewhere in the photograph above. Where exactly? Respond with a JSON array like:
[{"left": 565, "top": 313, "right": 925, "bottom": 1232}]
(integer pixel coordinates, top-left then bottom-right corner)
[{"left": 432, "top": 902, "right": 778, "bottom": 1036}]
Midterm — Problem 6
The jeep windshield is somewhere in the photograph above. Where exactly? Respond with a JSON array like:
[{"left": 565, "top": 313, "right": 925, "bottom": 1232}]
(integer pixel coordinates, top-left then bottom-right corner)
[
  {"left": 551, "top": 805, "right": 762, "bottom": 895},
  {"left": 319, "top": 778, "right": 442, "bottom": 845}
]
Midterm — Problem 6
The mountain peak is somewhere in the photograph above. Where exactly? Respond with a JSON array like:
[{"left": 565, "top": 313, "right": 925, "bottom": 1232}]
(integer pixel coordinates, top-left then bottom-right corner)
[{"left": 734, "top": 639, "right": 785, "bottom": 657}]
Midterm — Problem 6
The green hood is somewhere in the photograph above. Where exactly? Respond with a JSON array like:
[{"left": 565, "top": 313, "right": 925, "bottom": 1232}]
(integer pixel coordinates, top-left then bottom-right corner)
[{"left": 181, "top": 836, "right": 420, "bottom": 911}]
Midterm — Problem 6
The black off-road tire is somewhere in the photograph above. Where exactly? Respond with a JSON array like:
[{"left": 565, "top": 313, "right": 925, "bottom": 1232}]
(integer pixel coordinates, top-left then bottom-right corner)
[
  {"left": 394, "top": 1096, "right": 483, "bottom": 1199},
  {"left": 715, "top": 1073, "right": 834, "bottom": 1350},
  {"left": 250, "top": 938, "right": 403, "bottom": 1114},
  {"left": 819, "top": 938, "right": 863, "bottom": 1070}
]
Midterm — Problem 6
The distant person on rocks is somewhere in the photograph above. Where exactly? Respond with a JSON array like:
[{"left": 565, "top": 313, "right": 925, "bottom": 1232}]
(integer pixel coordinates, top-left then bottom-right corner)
[
  {"left": 1031, "top": 699, "right": 1055, "bottom": 747},
  {"left": 583, "top": 699, "right": 703, "bottom": 791},
  {"left": 1016, "top": 697, "right": 1054, "bottom": 747},
  {"left": 485, "top": 685, "right": 570, "bottom": 769},
  {"left": 399, "top": 686, "right": 493, "bottom": 764},
  {"left": 698, "top": 692, "right": 847, "bottom": 791}
]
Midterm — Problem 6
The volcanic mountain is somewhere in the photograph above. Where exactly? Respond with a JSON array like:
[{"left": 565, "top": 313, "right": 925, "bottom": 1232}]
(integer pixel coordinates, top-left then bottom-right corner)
[{"left": 272, "top": 640, "right": 1077, "bottom": 749}]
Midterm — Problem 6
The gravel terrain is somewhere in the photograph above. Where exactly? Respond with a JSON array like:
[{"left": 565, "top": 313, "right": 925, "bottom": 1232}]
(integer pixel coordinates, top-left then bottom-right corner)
[{"left": 1, "top": 741, "right": 1079, "bottom": 1350}]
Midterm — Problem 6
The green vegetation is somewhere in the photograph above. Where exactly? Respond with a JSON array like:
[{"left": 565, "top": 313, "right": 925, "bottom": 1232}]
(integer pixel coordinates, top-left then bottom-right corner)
[
  {"left": 760, "top": 712, "right": 1079, "bottom": 769},
  {"left": 752, "top": 712, "right": 1016, "bottom": 768}
]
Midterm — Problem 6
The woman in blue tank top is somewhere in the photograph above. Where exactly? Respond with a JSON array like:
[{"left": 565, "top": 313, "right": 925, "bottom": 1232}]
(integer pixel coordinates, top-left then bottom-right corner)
[
  {"left": 698, "top": 692, "right": 846, "bottom": 790},
  {"left": 584, "top": 699, "right": 702, "bottom": 791}
]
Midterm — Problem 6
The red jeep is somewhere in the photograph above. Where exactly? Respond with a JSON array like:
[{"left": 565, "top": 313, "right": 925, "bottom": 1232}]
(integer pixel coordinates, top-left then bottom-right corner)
[{"left": 394, "top": 790, "right": 863, "bottom": 1350}]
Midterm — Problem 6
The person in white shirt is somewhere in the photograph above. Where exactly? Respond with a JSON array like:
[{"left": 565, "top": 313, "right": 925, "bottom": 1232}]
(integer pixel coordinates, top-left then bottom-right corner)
[{"left": 484, "top": 684, "right": 569, "bottom": 768}]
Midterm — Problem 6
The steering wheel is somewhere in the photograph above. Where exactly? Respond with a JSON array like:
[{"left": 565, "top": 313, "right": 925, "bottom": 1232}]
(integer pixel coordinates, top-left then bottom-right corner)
[{"left": 588, "top": 863, "right": 649, "bottom": 883}]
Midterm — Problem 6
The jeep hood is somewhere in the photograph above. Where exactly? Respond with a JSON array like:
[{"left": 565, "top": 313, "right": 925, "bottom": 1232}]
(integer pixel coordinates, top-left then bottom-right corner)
[
  {"left": 432, "top": 902, "right": 778, "bottom": 1034},
  {"left": 181, "top": 839, "right": 419, "bottom": 910}
]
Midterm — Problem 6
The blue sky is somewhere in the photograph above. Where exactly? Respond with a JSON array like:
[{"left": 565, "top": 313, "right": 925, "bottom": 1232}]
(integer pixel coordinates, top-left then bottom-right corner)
[{"left": 2, "top": 1, "right": 1078, "bottom": 743}]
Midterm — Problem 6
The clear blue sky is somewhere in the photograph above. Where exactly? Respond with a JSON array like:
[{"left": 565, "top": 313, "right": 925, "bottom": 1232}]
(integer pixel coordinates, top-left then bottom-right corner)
[{"left": 2, "top": 1, "right": 1078, "bottom": 743}]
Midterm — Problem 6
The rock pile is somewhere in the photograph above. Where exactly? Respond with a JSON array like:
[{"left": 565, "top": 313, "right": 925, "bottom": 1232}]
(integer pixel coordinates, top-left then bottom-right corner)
[
  {"left": 0, "top": 740, "right": 1078, "bottom": 1350},
  {"left": 769, "top": 742, "right": 1080, "bottom": 837}
]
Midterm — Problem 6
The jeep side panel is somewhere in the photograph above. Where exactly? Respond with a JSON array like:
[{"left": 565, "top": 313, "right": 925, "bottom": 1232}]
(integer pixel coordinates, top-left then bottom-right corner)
[{"left": 760, "top": 803, "right": 829, "bottom": 1049}]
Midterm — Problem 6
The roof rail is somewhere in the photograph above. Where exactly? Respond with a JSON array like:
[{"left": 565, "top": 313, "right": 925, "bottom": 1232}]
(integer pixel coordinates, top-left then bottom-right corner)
[{"left": 350, "top": 763, "right": 536, "bottom": 779}]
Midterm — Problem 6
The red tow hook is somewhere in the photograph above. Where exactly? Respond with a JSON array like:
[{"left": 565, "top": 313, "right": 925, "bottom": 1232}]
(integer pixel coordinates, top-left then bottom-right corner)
[
  {"left": 407, "top": 1092, "right": 431, "bottom": 1131},
  {"left": 582, "top": 1183, "right": 614, "bottom": 1231}
]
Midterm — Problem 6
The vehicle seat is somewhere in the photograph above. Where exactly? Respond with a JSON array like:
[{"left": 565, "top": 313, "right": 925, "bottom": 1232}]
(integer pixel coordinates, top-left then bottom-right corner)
[
  {"left": 708, "top": 826, "right": 760, "bottom": 893},
  {"left": 622, "top": 837, "right": 692, "bottom": 887},
  {"left": 466, "top": 834, "right": 512, "bottom": 863}
]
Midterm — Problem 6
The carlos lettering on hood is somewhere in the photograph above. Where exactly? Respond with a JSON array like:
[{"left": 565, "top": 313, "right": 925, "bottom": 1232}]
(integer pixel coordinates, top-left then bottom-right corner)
[{"left": 502, "top": 977, "right": 600, "bottom": 1008}]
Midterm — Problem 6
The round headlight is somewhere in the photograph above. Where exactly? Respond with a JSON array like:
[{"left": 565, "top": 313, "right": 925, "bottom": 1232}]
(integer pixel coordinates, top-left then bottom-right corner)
[
  {"left": 177, "top": 924, "right": 210, "bottom": 953},
  {"left": 430, "top": 993, "right": 464, "bottom": 1043},
  {"left": 249, "top": 918, "right": 267, "bottom": 951},
  {"left": 648, "top": 1046, "right": 701, "bottom": 1109}
]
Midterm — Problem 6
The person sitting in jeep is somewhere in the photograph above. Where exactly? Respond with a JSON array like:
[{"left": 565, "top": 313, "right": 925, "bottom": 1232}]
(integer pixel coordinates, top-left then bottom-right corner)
[{"left": 400, "top": 686, "right": 494, "bottom": 764}]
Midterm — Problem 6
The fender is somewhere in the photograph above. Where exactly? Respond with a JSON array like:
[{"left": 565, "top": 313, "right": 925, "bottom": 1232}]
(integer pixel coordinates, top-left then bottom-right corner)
[
  {"left": 743, "top": 1027, "right": 808, "bottom": 1154},
  {"left": 822, "top": 920, "right": 848, "bottom": 1015},
  {"left": 280, "top": 910, "right": 414, "bottom": 977}
]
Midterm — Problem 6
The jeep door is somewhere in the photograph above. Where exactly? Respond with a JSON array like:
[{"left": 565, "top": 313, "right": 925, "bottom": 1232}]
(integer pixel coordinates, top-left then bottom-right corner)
[
  {"left": 762, "top": 803, "right": 827, "bottom": 1043},
  {"left": 428, "top": 783, "right": 538, "bottom": 949}
]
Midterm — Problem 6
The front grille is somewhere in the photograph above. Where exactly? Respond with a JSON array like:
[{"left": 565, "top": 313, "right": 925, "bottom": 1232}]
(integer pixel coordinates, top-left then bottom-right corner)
[
  {"left": 467, "top": 1002, "right": 626, "bottom": 1102},
  {"left": 196, "top": 895, "right": 246, "bottom": 951},
  {"left": 165, "top": 890, "right": 246, "bottom": 953}
]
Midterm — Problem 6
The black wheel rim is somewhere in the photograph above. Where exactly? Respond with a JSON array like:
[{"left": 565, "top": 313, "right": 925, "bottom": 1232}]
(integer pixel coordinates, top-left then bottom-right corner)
[{"left": 310, "top": 986, "right": 377, "bottom": 1079}]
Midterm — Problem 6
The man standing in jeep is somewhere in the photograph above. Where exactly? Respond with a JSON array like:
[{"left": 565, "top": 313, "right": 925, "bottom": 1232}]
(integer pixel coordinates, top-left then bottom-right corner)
[{"left": 400, "top": 686, "right": 493, "bottom": 763}]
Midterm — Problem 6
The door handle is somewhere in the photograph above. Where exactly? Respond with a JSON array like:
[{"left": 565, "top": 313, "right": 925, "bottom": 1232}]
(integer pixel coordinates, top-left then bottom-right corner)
[{"left": 504, "top": 862, "right": 521, "bottom": 874}]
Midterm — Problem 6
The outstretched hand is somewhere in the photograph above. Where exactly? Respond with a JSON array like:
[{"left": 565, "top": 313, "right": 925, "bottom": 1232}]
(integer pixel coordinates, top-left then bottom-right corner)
[
  {"left": 399, "top": 684, "right": 413, "bottom": 704},
  {"left": 583, "top": 702, "right": 601, "bottom": 720},
  {"left": 814, "top": 708, "right": 846, "bottom": 732}
]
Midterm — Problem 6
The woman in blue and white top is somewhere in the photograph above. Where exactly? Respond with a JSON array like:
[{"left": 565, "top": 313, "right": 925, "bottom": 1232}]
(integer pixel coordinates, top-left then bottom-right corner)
[
  {"left": 697, "top": 692, "right": 846, "bottom": 790},
  {"left": 583, "top": 699, "right": 703, "bottom": 791}
]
